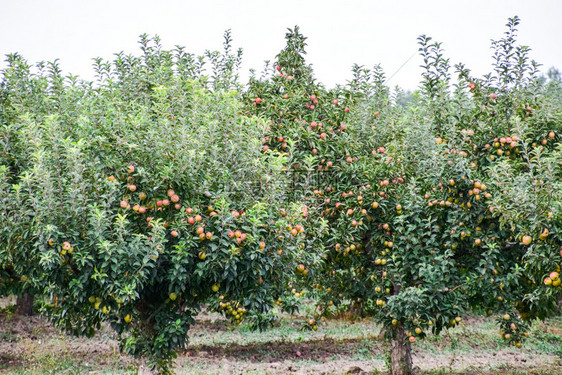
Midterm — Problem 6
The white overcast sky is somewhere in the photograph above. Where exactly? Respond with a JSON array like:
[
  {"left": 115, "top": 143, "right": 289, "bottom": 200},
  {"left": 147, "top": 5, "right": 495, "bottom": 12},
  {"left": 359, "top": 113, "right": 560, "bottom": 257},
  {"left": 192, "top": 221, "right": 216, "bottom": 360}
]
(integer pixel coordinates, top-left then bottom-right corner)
[{"left": 0, "top": 0, "right": 560, "bottom": 91}]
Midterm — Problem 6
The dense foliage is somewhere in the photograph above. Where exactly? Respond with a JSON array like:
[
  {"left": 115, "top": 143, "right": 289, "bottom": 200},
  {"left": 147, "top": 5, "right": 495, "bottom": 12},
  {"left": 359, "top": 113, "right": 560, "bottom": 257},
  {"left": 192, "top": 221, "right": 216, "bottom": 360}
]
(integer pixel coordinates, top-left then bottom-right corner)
[{"left": 1, "top": 17, "right": 561, "bottom": 375}]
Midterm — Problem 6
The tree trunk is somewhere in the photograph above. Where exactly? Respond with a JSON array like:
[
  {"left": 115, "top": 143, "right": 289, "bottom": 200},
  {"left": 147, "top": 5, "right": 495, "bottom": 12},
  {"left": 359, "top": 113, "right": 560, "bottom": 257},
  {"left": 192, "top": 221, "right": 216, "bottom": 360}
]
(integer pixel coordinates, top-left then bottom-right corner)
[
  {"left": 390, "top": 326, "right": 413, "bottom": 375},
  {"left": 16, "top": 292, "right": 34, "bottom": 316}
]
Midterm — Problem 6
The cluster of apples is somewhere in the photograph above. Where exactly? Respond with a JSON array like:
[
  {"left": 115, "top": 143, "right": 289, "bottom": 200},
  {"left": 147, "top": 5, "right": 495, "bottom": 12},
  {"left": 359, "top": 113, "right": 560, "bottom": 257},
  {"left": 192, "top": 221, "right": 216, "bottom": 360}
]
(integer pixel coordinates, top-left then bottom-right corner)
[
  {"left": 48, "top": 238, "right": 75, "bottom": 257},
  {"left": 215, "top": 297, "right": 247, "bottom": 325},
  {"left": 498, "top": 313, "right": 529, "bottom": 348},
  {"left": 425, "top": 179, "right": 492, "bottom": 212},
  {"left": 275, "top": 65, "right": 294, "bottom": 80},
  {"left": 543, "top": 271, "right": 560, "bottom": 287}
]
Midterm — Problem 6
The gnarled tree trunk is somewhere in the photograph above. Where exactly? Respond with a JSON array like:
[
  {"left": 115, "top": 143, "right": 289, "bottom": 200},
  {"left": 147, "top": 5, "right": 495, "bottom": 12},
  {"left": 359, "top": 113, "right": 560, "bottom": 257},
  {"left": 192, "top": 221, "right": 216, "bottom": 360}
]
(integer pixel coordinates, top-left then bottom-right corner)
[
  {"left": 390, "top": 326, "right": 413, "bottom": 375},
  {"left": 16, "top": 292, "right": 34, "bottom": 316}
]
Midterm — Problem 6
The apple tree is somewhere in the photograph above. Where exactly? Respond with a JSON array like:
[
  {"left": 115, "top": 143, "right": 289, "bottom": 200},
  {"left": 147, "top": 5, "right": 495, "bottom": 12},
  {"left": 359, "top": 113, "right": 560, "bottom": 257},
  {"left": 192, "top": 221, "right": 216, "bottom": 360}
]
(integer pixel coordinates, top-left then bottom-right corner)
[
  {"left": 246, "top": 19, "right": 561, "bottom": 375},
  {"left": 0, "top": 35, "right": 313, "bottom": 373}
]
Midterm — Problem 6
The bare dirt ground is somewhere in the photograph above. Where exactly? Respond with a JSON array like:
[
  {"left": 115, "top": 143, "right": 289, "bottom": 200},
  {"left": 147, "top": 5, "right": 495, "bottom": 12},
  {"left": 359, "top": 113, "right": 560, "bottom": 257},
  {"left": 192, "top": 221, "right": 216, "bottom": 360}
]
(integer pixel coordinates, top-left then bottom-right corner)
[{"left": 1, "top": 303, "right": 561, "bottom": 374}]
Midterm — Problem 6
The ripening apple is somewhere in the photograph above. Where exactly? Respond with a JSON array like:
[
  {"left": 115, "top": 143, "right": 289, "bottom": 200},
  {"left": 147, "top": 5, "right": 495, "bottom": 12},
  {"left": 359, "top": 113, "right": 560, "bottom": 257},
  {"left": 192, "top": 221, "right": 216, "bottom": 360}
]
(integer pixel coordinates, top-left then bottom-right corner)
[
  {"left": 171, "top": 230, "right": 178, "bottom": 237},
  {"left": 138, "top": 206, "right": 146, "bottom": 214},
  {"left": 522, "top": 236, "right": 532, "bottom": 245},
  {"left": 127, "top": 165, "right": 135, "bottom": 174},
  {"left": 120, "top": 200, "right": 128, "bottom": 208},
  {"left": 344, "top": 107, "right": 350, "bottom": 112}
]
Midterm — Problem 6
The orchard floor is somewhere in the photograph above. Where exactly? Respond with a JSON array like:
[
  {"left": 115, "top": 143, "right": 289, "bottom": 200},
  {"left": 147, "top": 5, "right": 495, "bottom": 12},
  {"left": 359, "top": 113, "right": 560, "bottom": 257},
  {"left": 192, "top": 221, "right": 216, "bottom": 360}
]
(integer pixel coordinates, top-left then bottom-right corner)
[{"left": 0, "top": 300, "right": 561, "bottom": 375}]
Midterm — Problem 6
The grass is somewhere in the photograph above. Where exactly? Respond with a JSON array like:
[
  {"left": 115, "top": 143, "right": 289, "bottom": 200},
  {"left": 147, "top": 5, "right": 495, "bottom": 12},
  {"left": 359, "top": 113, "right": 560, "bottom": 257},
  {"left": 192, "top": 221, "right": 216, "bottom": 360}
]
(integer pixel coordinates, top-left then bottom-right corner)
[{"left": 0, "top": 302, "right": 561, "bottom": 375}]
